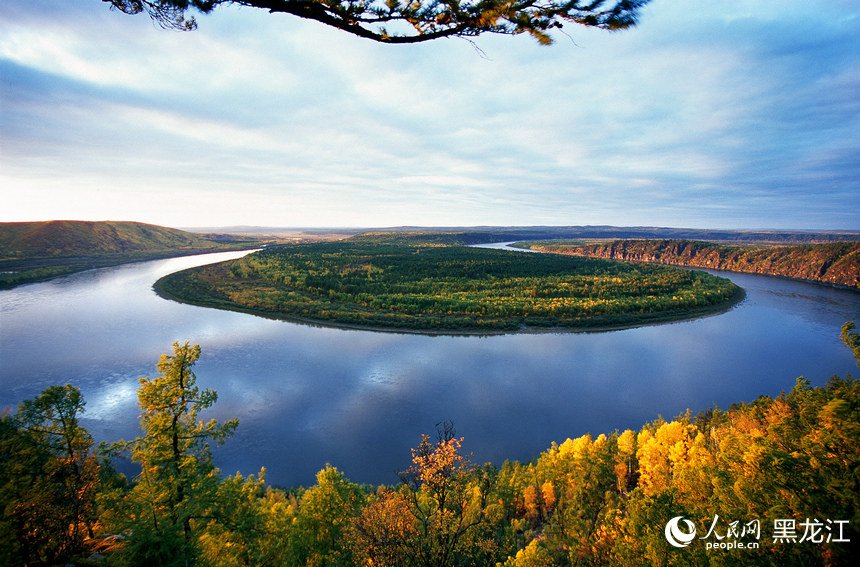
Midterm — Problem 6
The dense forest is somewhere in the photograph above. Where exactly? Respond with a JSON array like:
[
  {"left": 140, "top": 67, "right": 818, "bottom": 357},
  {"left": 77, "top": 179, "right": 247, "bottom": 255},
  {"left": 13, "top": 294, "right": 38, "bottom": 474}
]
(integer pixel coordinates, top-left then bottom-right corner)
[
  {"left": 0, "top": 221, "right": 278, "bottom": 289},
  {"left": 155, "top": 233, "right": 742, "bottom": 332},
  {"left": 2, "top": 323, "right": 858, "bottom": 566},
  {"left": 518, "top": 240, "right": 860, "bottom": 290}
]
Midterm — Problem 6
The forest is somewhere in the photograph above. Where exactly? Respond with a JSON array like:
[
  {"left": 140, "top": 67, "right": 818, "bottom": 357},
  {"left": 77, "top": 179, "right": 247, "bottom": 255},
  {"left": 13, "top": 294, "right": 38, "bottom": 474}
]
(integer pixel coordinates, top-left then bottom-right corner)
[
  {"left": 155, "top": 233, "right": 742, "bottom": 332},
  {"left": 1, "top": 323, "right": 858, "bottom": 566}
]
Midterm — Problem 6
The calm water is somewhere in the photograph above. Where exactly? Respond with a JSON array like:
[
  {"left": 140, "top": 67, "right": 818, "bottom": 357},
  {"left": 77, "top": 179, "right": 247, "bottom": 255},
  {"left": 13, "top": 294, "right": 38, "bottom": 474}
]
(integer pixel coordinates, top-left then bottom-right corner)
[{"left": 1, "top": 248, "right": 858, "bottom": 487}]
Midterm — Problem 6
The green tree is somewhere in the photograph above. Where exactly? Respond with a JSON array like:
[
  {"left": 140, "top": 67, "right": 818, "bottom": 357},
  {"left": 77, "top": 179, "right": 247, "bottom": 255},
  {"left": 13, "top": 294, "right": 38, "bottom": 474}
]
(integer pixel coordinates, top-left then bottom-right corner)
[
  {"left": 498, "top": 539, "right": 555, "bottom": 567},
  {"left": 105, "top": 341, "right": 238, "bottom": 567},
  {"left": 199, "top": 468, "right": 296, "bottom": 567},
  {"left": 104, "top": 0, "right": 651, "bottom": 45},
  {"left": 290, "top": 464, "right": 366, "bottom": 566},
  {"left": 841, "top": 321, "right": 860, "bottom": 364},
  {"left": 0, "top": 384, "right": 99, "bottom": 566}
]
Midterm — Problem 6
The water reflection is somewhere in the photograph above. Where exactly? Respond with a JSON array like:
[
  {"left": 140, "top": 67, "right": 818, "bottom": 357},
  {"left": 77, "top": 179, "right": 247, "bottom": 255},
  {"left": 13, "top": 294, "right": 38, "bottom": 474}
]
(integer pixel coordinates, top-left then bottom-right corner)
[{"left": 1, "top": 250, "right": 858, "bottom": 487}]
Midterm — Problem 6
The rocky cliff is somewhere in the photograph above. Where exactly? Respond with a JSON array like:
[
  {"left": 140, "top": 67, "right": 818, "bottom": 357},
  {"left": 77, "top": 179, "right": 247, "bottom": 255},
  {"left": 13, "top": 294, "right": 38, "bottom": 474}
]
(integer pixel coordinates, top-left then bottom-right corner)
[{"left": 534, "top": 240, "right": 860, "bottom": 289}]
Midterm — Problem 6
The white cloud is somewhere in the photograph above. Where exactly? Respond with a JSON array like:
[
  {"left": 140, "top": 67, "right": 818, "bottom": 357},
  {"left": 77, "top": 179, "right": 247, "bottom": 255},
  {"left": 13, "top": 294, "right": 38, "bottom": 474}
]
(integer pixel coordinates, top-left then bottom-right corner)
[{"left": 1, "top": 0, "right": 858, "bottom": 229}]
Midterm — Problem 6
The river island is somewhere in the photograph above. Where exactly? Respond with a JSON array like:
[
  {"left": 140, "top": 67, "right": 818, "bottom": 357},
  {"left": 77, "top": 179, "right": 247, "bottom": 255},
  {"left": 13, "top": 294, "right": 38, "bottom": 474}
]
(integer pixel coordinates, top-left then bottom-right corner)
[{"left": 154, "top": 232, "right": 744, "bottom": 333}]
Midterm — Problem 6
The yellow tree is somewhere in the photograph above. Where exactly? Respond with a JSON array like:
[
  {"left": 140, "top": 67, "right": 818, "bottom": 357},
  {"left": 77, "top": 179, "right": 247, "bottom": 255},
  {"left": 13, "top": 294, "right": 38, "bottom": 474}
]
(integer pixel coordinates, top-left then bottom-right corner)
[
  {"left": 351, "top": 422, "right": 499, "bottom": 566},
  {"left": 636, "top": 419, "right": 697, "bottom": 497},
  {"left": 614, "top": 429, "right": 638, "bottom": 494},
  {"left": 538, "top": 433, "right": 621, "bottom": 565},
  {"left": 350, "top": 487, "right": 419, "bottom": 567},
  {"left": 290, "top": 464, "right": 366, "bottom": 566}
]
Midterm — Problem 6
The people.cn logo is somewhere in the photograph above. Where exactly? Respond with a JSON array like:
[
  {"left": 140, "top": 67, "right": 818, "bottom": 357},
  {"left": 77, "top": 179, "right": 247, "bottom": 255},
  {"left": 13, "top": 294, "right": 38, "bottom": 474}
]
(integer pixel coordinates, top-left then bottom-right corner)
[{"left": 665, "top": 516, "right": 697, "bottom": 547}]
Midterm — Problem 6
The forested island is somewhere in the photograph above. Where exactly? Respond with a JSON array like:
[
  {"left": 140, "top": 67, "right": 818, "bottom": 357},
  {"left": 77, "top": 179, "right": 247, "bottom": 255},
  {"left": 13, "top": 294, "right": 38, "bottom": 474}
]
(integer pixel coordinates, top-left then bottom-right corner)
[
  {"left": 2, "top": 324, "right": 858, "bottom": 566},
  {"left": 154, "top": 232, "right": 743, "bottom": 333},
  {"left": 516, "top": 240, "right": 860, "bottom": 290}
]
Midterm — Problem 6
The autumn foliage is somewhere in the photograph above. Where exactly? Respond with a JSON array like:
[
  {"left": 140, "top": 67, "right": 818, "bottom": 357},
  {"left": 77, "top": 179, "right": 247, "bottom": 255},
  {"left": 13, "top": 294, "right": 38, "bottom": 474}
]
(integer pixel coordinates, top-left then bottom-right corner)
[{"left": 1, "top": 324, "right": 858, "bottom": 566}]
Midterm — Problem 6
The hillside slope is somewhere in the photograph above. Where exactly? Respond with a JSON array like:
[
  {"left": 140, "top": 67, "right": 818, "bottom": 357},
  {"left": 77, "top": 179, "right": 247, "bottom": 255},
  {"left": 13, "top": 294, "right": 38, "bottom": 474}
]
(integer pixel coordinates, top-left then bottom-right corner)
[
  {"left": 0, "top": 220, "right": 252, "bottom": 260},
  {"left": 528, "top": 240, "right": 860, "bottom": 289},
  {"left": 0, "top": 221, "right": 268, "bottom": 288}
]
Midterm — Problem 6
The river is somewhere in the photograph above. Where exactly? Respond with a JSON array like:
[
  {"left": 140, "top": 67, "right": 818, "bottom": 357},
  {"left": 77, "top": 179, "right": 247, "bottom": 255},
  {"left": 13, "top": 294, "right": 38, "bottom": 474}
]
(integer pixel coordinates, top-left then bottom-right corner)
[{"left": 1, "top": 247, "right": 858, "bottom": 487}]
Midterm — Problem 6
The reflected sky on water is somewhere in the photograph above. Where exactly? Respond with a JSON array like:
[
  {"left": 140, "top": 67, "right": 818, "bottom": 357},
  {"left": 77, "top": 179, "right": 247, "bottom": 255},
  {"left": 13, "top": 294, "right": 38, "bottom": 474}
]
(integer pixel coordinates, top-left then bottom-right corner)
[{"left": 1, "top": 250, "right": 858, "bottom": 487}]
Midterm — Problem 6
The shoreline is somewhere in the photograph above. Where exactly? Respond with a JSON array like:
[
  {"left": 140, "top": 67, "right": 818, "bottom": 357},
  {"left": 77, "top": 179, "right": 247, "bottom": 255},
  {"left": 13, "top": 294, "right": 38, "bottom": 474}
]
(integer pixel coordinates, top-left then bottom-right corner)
[
  {"left": 153, "top": 274, "right": 746, "bottom": 337},
  {"left": 0, "top": 247, "right": 262, "bottom": 290},
  {"left": 515, "top": 242, "right": 860, "bottom": 292}
]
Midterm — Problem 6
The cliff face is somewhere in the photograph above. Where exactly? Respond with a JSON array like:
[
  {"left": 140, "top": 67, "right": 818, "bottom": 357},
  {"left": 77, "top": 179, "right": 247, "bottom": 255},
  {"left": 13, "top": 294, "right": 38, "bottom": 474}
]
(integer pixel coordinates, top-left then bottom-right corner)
[{"left": 540, "top": 240, "right": 860, "bottom": 289}]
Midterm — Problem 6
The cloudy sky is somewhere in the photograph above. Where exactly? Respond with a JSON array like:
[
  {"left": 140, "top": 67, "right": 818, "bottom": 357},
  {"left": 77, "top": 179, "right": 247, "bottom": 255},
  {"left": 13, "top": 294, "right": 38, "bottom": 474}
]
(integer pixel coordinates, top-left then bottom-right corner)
[{"left": 1, "top": 0, "right": 858, "bottom": 230}]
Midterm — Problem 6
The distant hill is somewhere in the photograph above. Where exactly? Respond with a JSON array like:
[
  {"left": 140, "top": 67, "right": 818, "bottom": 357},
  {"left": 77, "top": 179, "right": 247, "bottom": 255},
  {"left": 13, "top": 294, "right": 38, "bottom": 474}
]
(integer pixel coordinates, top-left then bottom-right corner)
[
  {"left": 0, "top": 220, "right": 258, "bottom": 259},
  {"left": 0, "top": 221, "right": 274, "bottom": 288},
  {"left": 353, "top": 226, "right": 860, "bottom": 245},
  {"left": 183, "top": 225, "right": 860, "bottom": 245},
  {"left": 524, "top": 239, "right": 860, "bottom": 289}
]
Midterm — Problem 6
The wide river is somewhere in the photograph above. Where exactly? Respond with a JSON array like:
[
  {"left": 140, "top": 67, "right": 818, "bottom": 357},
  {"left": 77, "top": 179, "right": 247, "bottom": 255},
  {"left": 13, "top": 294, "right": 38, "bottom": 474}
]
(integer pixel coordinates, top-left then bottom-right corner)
[{"left": 1, "top": 246, "right": 858, "bottom": 487}]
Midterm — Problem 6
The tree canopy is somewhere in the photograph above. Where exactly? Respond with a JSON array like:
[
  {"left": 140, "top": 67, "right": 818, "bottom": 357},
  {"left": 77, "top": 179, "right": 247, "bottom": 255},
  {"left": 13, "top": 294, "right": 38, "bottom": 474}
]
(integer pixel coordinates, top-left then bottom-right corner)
[
  {"left": 104, "top": 0, "right": 652, "bottom": 44},
  {"left": 103, "top": 342, "right": 239, "bottom": 566}
]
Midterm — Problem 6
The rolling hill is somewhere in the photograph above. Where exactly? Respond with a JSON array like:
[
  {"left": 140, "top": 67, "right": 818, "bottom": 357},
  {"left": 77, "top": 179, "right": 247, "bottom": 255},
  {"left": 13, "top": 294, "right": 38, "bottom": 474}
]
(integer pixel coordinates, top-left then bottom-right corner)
[
  {"left": 0, "top": 221, "right": 272, "bottom": 288},
  {"left": 0, "top": 220, "right": 255, "bottom": 259}
]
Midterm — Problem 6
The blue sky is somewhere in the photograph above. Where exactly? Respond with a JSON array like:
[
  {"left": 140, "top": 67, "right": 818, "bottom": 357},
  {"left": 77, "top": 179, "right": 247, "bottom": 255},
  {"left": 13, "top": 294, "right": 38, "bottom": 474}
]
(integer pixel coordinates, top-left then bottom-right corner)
[{"left": 1, "top": 0, "right": 858, "bottom": 229}]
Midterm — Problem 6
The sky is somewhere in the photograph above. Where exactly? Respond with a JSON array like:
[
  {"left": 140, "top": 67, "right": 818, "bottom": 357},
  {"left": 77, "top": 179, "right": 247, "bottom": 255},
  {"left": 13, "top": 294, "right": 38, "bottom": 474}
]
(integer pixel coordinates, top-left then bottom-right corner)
[{"left": 1, "top": 0, "right": 858, "bottom": 230}]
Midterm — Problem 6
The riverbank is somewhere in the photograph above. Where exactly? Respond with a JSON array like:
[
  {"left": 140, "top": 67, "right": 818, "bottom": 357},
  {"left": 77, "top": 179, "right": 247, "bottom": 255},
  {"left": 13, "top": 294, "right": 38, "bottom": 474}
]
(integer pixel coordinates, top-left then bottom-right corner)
[
  {"left": 0, "top": 220, "right": 287, "bottom": 289},
  {"left": 515, "top": 239, "right": 860, "bottom": 290},
  {"left": 1, "top": 248, "right": 268, "bottom": 290}
]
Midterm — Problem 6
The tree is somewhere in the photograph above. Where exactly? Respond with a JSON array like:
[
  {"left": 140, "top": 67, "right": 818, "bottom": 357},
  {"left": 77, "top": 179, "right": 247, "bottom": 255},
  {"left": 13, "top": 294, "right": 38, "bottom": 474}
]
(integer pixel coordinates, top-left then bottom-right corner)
[
  {"left": 351, "top": 422, "right": 500, "bottom": 566},
  {"left": 199, "top": 468, "right": 295, "bottom": 567},
  {"left": 105, "top": 341, "right": 238, "bottom": 567},
  {"left": 535, "top": 433, "right": 622, "bottom": 565},
  {"left": 841, "top": 321, "right": 860, "bottom": 365},
  {"left": 289, "top": 464, "right": 366, "bottom": 566},
  {"left": 104, "top": 0, "right": 652, "bottom": 45},
  {"left": 0, "top": 385, "right": 100, "bottom": 566},
  {"left": 499, "top": 539, "right": 555, "bottom": 567}
]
